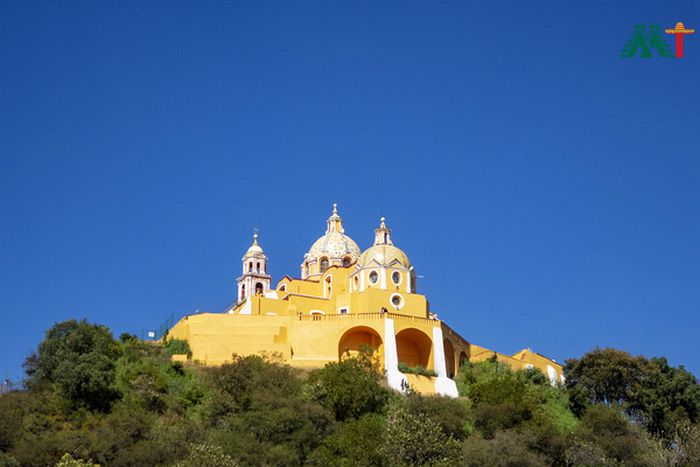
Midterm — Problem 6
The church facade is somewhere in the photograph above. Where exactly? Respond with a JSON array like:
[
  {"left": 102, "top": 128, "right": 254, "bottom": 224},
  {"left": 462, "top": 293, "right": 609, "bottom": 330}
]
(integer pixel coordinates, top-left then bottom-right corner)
[{"left": 168, "top": 204, "right": 563, "bottom": 397}]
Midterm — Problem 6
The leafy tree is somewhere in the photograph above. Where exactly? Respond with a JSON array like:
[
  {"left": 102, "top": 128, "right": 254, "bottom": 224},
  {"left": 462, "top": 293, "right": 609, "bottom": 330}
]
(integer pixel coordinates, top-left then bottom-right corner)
[
  {"left": 565, "top": 348, "right": 700, "bottom": 439},
  {"left": 55, "top": 453, "right": 100, "bottom": 466},
  {"left": 306, "top": 413, "right": 386, "bottom": 467},
  {"left": 25, "top": 320, "right": 121, "bottom": 411},
  {"left": 306, "top": 355, "right": 391, "bottom": 421},
  {"left": 381, "top": 405, "right": 460, "bottom": 466},
  {"left": 461, "top": 430, "right": 550, "bottom": 467},
  {"left": 403, "top": 393, "right": 470, "bottom": 440},
  {"left": 174, "top": 444, "right": 237, "bottom": 467}
]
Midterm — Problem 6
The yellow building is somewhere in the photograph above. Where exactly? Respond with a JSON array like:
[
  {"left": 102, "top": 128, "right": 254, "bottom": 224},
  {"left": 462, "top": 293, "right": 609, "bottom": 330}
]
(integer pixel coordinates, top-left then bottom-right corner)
[{"left": 168, "top": 204, "right": 563, "bottom": 396}]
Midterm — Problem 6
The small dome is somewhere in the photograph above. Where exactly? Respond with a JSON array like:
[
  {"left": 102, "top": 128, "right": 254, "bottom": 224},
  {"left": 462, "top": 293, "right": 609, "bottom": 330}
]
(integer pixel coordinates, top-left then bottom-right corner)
[
  {"left": 357, "top": 217, "right": 411, "bottom": 269},
  {"left": 243, "top": 232, "right": 265, "bottom": 258},
  {"left": 305, "top": 204, "right": 361, "bottom": 261},
  {"left": 357, "top": 244, "right": 411, "bottom": 269}
]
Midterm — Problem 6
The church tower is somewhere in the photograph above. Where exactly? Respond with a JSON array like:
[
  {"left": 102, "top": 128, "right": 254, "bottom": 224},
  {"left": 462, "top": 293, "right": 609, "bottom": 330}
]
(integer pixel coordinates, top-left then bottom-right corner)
[{"left": 237, "top": 231, "right": 271, "bottom": 303}]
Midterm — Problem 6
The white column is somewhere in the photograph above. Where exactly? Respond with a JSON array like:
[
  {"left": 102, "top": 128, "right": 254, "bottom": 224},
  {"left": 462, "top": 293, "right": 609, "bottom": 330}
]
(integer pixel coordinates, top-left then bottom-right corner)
[
  {"left": 384, "top": 318, "right": 408, "bottom": 393},
  {"left": 432, "top": 326, "right": 459, "bottom": 398},
  {"left": 380, "top": 267, "right": 387, "bottom": 290}
]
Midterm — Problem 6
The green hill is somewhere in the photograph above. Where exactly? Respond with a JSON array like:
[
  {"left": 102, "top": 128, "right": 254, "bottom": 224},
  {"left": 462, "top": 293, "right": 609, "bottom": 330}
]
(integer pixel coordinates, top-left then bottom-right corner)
[{"left": 1, "top": 319, "right": 699, "bottom": 466}]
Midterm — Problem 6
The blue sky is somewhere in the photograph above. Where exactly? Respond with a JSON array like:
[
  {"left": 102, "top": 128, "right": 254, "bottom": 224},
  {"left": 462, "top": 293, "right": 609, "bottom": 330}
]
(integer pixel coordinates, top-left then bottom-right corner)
[{"left": 1, "top": 1, "right": 699, "bottom": 380}]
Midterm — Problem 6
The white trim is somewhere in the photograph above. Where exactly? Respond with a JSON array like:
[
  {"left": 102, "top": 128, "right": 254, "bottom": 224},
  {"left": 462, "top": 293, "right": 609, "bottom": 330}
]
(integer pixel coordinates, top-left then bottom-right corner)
[
  {"left": 384, "top": 318, "right": 408, "bottom": 393},
  {"left": 432, "top": 327, "right": 459, "bottom": 398},
  {"left": 380, "top": 267, "right": 387, "bottom": 290}
]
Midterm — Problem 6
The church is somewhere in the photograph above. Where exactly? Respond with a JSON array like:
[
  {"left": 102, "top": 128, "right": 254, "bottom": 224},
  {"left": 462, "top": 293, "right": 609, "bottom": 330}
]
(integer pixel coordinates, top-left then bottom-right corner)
[{"left": 168, "top": 204, "right": 563, "bottom": 397}]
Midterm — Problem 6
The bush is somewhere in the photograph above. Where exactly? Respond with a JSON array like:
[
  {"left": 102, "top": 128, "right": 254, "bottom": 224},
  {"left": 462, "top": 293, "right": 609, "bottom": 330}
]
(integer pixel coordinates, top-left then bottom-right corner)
[
  {"left": 307, "top": 356, "right": 391, "bottom": 421},
  {"left": 164, "top": 339, "right": 191, "bottom": 357},
  {"left": 25, "top": 320, "right": 121, "bottom": 411},
  {"left": 397, "top": 363, "right": 437, "bottom": 377}
]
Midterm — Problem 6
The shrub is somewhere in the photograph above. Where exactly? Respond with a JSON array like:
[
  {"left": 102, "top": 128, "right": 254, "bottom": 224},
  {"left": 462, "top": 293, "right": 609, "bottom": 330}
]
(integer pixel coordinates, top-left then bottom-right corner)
[
  {"left": 397, "top": 363, "right": 437, "bottom": 377},
  {"left": 164, "top": 339, "right": 191, "bottom": 357}
]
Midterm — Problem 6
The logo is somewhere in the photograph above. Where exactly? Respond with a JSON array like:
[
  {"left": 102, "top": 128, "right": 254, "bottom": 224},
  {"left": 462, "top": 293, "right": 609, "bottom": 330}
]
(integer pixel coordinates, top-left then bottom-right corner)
[{"left": 621, "top": 22, "right": 694, "bottom": 58}]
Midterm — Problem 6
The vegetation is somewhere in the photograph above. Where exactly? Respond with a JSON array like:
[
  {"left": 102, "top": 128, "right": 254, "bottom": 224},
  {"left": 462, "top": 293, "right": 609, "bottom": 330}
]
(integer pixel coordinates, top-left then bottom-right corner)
[
  {"left": 397, "top": 363, "right": 438, "bottom": 377},
  {"left": 1, "top": 320, "right": 699, "bottom": 466}
]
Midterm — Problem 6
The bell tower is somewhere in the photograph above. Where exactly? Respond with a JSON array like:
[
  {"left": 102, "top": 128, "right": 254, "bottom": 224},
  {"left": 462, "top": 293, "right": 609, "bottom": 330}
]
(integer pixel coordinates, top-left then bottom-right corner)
[{"left": 237, "top": 230, "right": 271, "bottom": 303}]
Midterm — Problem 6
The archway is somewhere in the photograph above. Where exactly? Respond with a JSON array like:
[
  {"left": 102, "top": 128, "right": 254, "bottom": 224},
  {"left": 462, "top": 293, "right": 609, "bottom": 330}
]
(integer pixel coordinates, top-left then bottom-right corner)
[
  {"left": 338, "top": 326, "right": 383, "bottom": 362},
  {"left": 255, "top": 282, "right": 263, "bottom": 295},
  {"left": 443, "top": 339, "right": 456, "bottom": 378},
  {"left": 396, "top": 328, "right": 432, "bottom": 369},
  {"left": 458, "top": 351, "right": 468, "bottom": 371}
]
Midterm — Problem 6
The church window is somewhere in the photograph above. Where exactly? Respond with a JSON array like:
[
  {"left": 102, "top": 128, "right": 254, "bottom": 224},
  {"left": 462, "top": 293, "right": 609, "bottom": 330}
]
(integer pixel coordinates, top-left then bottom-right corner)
[
  {"left": 369, "top": 271, "right": 378, "bottom": 284},
  {"left": 241, "top": 284, "right": 246, "bottom": 300},
  {"left": 392, "top": 271, "right": 401, "bottom": 285},
  {"left": 255, "top": 282, "right": 263, "bottom": 295},
  {"left": 256, "top": 262, "right": 260, "bottom": 272},
  {"left": 390, "top": 293, "right": 403, "bottom": 308},
  {"left": 342, "top": 257, "right": 352, "bottom": 267},
  {"left": 354, "top": 275, "right": 359, "bottom": 289},
  {"left": 320, "top": 258, "right": 329, "bottom": 273},
  {"left": 249, "top": 261, "right": 253, "bottom": 272}
]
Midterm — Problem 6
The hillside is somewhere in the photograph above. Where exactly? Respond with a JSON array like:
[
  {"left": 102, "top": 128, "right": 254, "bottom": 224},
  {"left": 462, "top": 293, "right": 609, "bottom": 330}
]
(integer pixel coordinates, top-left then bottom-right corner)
[{"left": 1, "top": 319, "right": 699, "bottom": 466}]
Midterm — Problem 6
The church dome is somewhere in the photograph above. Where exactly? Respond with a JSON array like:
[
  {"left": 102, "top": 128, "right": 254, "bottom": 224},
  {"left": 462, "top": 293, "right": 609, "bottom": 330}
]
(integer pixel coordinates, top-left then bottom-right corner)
[
  {"left": 357, "top": 217, "right": 411, "bottom": 269},
  {"left": 305, "top": 204, "right": 361, "bottom": 260},
  {"left": 357, "top": 244, "right": 411, "bottom": 269},
  {"left": 301, "top": 204, "right": 360, "bottom": 278},
  {"left": 308, "top": 231, "right": 361, "bottom": 259}
]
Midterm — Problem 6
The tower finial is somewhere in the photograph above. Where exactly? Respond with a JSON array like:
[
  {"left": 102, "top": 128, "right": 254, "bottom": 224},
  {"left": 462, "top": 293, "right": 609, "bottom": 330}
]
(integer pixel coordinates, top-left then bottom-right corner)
[
  {"left": 326, "top": 202, "right": 344, "bottom": 233},
  {"left": 253, "top": 227, "right": 259, "bottom": 245},
  {"left": 374, "top": 216, "right": 392, "bottom": 245}
]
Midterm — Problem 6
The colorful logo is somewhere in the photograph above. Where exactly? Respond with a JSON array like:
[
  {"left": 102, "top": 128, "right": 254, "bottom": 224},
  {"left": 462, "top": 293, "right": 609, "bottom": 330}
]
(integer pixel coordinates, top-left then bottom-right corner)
[{"left": 621, "top": 22, "right": 694, "bottom": 58}]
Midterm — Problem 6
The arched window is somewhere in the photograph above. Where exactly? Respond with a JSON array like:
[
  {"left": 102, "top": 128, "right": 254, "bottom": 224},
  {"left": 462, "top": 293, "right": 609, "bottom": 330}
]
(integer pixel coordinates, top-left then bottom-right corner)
[
  {"left": 249, "top": 261, "right": 253, "bottom": 272},
  {"left": 241, "top": 284, "right": 246, "bottom": 300},
  {"left": 320, "top": 258, "right": 329, "bottom": 273},
  {"left": 342, "top": 257, "right": 352, "bottom": 268},
  {"left": 255, "top": 282, "right": 264, "bottom": 295}
]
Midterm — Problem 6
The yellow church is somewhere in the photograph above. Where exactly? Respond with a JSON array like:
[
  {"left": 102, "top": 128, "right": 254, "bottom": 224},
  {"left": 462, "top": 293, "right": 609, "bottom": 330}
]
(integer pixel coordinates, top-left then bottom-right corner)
[{"left": 168, "top": 204, "right": 563, "bottom": 397}]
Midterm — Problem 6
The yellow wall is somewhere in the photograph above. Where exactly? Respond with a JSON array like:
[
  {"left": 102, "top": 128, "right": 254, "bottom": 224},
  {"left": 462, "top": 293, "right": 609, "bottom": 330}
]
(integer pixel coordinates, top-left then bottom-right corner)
[{"left": 169, "top": 263, "right": 564, "bottom": 394}]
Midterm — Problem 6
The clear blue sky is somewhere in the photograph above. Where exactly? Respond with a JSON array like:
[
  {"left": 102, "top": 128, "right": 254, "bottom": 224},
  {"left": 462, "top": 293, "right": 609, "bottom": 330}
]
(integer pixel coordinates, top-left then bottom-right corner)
[{"left": 1, "top": 1, "right": 699, "bottom": 380}]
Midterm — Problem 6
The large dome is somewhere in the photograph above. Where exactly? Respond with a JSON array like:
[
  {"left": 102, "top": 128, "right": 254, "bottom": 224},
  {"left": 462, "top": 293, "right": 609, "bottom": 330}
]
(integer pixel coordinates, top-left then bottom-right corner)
[
  {"left": 308, "top": 231, "right": 361, "bottom": 259},
  {"left": 301, "top": 204, "right": 360, "bottom": 278}
]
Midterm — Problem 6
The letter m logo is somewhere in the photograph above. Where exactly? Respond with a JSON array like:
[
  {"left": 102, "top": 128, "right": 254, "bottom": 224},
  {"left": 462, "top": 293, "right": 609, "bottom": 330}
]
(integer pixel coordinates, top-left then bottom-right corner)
[{"left": 621, "top": 25, "right": 674, "bottom": 58}]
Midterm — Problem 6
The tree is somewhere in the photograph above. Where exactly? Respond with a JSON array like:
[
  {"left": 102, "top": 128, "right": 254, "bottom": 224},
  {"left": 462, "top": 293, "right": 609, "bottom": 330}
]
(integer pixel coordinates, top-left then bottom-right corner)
[
  {"left": 565, "top": 348, "right": 700, "bottom": 439},
  {"left": 381, "top": 406, "right": 460, "bottom": 466},
  {"left": 306, "top": 355, "right": 391, "bottom": 421},
  {"left": 306, "top": 413, "right": 386, "bottom": 466},
  {"left": 25, "top": 320, "right": 121, "bottom": 411}
]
